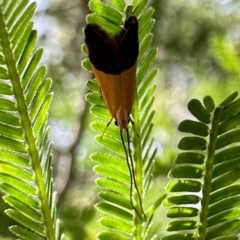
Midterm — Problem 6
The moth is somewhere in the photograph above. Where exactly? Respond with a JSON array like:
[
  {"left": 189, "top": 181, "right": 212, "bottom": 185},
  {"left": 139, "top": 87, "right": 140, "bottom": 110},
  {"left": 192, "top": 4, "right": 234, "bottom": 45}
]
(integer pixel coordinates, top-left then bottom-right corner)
[{"left": 85, "top": 16, "right": 144, "bottom": 219}]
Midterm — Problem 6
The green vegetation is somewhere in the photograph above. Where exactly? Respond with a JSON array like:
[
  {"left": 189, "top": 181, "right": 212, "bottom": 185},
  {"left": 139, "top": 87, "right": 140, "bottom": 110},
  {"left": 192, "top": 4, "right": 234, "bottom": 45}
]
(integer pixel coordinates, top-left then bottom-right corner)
[{"left": 1, "top": 0, "right": 240, "bottom": 239}]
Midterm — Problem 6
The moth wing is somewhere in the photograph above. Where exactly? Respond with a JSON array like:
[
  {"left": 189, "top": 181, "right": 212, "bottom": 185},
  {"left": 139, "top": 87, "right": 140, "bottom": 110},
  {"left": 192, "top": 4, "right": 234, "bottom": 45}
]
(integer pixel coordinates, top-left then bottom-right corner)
[
  {"left": 117, "top": 16, "right": 139, "bottom": 113},
  {"left": 102, "top": 17, "right": 139, "bottom": 116},
  {"left": 84, "top": 24, "right": 116, "bottom": 74},
  {"left": 119, "top": 16, "right": 139, "bottom": 72}
]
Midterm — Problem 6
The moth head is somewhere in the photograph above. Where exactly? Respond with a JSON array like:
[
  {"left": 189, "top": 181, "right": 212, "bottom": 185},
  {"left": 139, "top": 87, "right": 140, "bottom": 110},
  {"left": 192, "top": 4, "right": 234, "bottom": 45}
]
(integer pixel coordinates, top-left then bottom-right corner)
[{"left": 116, "top": 106, "right": 129, "bottom": 131}]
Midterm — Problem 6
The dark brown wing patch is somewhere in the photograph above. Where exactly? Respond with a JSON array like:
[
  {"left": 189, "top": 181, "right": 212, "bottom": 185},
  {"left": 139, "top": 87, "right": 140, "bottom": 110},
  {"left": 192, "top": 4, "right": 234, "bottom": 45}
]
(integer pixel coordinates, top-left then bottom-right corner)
[{"left": 84, "top": 16, "right": 139, "bottom": 74}]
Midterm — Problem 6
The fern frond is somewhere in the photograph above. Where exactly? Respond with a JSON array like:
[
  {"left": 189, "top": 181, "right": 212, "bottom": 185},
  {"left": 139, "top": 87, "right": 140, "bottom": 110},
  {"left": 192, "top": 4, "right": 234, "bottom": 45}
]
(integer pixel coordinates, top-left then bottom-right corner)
[
  {"left": 163, "top": 92, "right": 240, "bottom": 240},
  {"left": 0, "top": 1, "right": 60, "bottom": 239},
  {"left": 82, "top": 0, "right": 162, "bottom": 239}
]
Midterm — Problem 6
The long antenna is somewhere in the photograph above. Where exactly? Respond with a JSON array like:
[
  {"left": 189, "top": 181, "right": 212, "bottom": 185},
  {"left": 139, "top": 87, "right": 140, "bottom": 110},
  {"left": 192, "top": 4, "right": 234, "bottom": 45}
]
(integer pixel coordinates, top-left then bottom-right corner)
[
  {"left": 120, "top": 130, "right": 145, "bottom": 220},
  {"left": 126, "top": 129, "right": 146, "bottom": 220}
]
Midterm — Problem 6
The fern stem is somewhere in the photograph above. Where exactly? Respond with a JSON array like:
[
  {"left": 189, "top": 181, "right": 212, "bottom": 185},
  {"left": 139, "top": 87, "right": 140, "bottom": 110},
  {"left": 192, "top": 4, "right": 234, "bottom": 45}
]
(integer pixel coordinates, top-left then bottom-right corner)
[
  {"left": 0, "top": 5, "right": 56, "bottom": 240},
  {"left": 132, "top": 89, "right": 144, "bottom": 239},
  {"left": 198, "top": 106, "right": 223, "bottom": 240}
]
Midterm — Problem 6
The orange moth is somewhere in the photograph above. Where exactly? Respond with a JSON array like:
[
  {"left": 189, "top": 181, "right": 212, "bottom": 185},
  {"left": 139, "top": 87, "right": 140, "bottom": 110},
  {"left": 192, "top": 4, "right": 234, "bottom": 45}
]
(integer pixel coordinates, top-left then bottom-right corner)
[{"left": 84, "top": 16, "right": 144, "bottom": 219}]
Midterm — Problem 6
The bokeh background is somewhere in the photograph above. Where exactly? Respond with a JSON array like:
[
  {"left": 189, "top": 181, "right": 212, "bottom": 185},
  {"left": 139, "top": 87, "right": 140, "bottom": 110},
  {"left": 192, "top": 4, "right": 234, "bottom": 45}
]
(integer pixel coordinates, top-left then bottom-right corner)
[{"left": 1, "top": 0, "right": 240, "bottom": 239}]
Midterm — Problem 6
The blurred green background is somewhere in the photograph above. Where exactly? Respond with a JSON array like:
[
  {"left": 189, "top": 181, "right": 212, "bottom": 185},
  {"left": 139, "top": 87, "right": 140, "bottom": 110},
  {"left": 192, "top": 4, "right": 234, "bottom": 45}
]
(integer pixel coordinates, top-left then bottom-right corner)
[{"left": 1, "top": 0, "right": 240, "bottom": 239}]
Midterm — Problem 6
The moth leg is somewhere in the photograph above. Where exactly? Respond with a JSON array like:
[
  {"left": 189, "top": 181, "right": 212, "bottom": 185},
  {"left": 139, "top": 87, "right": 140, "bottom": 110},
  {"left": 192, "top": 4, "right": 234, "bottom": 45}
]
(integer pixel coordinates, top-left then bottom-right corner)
[
  {"left": 98, "top": 87, "right": 103, "bottom": 100},
  {"left": 100, "top": 117, "right": 114, "bottom": 139},
  {"left": 128, "top": 116, "right": 134, "bottom": 125},
  {"left": 128, "top": 116, "right": 140, "bottom": 138}
]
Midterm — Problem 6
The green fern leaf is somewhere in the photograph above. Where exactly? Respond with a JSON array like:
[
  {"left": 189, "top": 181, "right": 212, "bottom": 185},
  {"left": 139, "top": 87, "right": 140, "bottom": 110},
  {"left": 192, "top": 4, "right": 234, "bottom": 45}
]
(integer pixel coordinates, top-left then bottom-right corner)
[
  {"left": 164, "top": 92, "right": 240, "bottom": 240},
  {"left": 0, "top": 1, "right": 60, "bottom": 239}
]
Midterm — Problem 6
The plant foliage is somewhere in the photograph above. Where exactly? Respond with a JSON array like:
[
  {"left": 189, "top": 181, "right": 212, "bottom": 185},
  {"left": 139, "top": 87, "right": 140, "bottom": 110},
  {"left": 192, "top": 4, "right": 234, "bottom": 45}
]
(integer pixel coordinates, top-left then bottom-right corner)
[
  {"left": 82, "top": 0, "right": 164, "bottom": 239},
  {"left": 0, "top": 0, "right": 61, "bottom": 239},
  {"left": 210, "top": 35, "right": 240, "bottom": 75},
  {"left": 2, "top": 0, "right": 240, "bottom": 239},
  {"left": 163, "top": 92, "right": 240, "bottom": 240}
]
